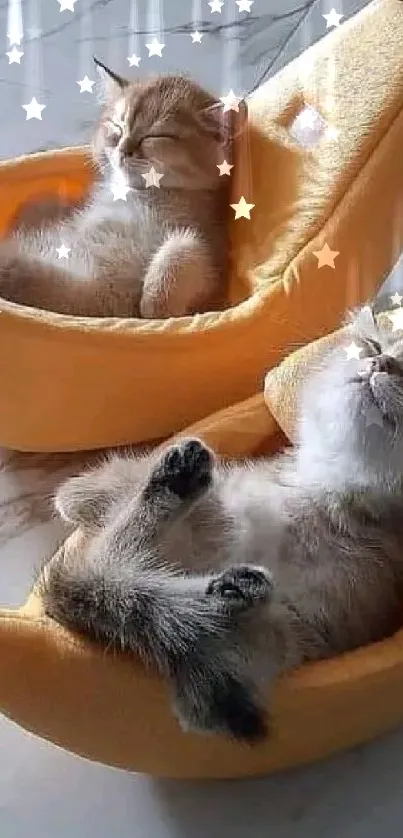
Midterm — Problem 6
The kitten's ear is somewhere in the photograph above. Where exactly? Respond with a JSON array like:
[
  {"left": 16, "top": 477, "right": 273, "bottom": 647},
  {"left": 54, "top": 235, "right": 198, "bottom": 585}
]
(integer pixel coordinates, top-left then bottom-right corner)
[
  {"left": 93, "top": 55, "right": 129, "bottom": 102},
  {"left": 199, "top": 98, "right": 248, "bottom": 162}
]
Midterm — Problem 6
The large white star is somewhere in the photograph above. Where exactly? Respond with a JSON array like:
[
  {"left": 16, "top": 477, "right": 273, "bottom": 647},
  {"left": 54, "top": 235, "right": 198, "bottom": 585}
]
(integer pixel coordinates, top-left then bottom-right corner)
[
  {"left": 230, "top": 196, "right": 255, "bottom": 220},
  {"left": 141, "top": 166, "right": 164, "bottom": 188},
  {"left": 145, "top": 38, "right": 165, "bottom": 58},
  {"left": 127, "top": 53, "right": 141, "bottom": 67},
  {"left": 111, "top": 182, "right": 132, "bottom": 202},
  {"left": 56, "top": 244, "right": 71, "bottom": 260},
  {"left": 209, "top": 0, "right": 224, "bottom": 12},
  {"left": 22, "top": 97, "right": 46, "bottom": 121},
  {"left": 219, "top": 90, "right": 241, "bottom": 113},
  {"left": 344, "top": 342, "right": 362, "bottom": 361},
  {"left": 6, "top": 46, "right": 23, "bottom": 64},
  {"left": 191, "top": 31, "right": 203, "bottom": 44},
  {"left": 236, "top": 0, "right": 254, "bottom": 12},
  {"left": 388, "top": 307, "right": 403, "bottom": 333},
  {"left": 323, "top": 9, "right": 344, "bottom": 29},
  {"left": 58, "top": 0, "right": 77, "bottom": 11},
  {"left": 391, "top": 292, "right": 403, "bottom": 307},
  {"left": 217, "top": 160, "right": 233, "bottom": 176},
  {"left": 77, "top": 75, "right": 95, "bottom": 93}
]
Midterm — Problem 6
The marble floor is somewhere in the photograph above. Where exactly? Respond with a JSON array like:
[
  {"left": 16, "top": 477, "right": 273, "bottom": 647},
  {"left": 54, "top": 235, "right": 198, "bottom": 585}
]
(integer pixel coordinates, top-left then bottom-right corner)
[{"left": 4, "top": 1, "right": 403, "bottom": 838}]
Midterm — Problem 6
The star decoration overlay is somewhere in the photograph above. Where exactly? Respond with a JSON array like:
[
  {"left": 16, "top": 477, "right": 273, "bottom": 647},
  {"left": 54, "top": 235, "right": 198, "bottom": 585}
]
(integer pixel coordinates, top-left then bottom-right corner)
[
  {"left": 111, "top": 182, "right": 133, "bottom": 202},
  {"left": 58, "top": 0, "right": 77, "bottom": 11},
  {"left": 364, "top": 403, "right": 384, "bottom": 429},
  {"left": 145, "top": 38, "right": 165, "bottom": 58},
  {"left": 141, "top": 167, "right": 164, "bottom": 188},
  {"left": 220, "top": 90, "right": 242, "bottom": 113},
  {"left": 217, "top": 160, "right": 233, "bottom": 176},
  {"left": 313, "top": 242, "right": 339, "bottom": 269},
  {"left": 230, "top": 196, "right": 255, "bottom": 220},
  {"left": 390, "top": 292, "right": 403, "bottom": 307},
  {"left": 323, "top": 8, "right": 344, "bottom": 28},
  {"left": 191, "top": 31, "right": 203, "bottom": 44},
  {"left": 127, "top": 53, "right": 141, "bottom": 67},
  {"left": 77, "top": 76, "right": 95, "bottom": 94},
  {"left": 344, "top": 342, "right": 362, "bottom": 361},
  {"left": 22, "top": 97, "right": 46, "bottom": 121},
  {"left": 56, "top": 244, "right": 71, "bottom": 260},
  {"left": 387, "top": 307, "right": 403, "bottom": 332},
  {"left": 236, "top": 0, "right": 254, "bottom": 11},
  {"left": 209, "top": 0, "right": 224, "bottom": 13},
  {"left": 7, "top": 32, "right": 22, "bottom": 46},
  {"left": 6, "top": 46, "right": 23, "bottom": 64}
]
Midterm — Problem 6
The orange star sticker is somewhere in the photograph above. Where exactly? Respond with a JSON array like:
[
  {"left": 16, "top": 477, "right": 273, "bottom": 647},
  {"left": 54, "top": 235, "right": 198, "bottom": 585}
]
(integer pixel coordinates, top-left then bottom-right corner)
[{"left": 313, "top": 242, "right": 339, "bottom": 268}]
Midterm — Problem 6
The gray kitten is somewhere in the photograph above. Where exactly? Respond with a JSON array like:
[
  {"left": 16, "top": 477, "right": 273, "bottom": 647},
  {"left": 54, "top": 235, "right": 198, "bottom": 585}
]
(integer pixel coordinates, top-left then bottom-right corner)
[
  {"left": 41, "top": 308, "right": 403, "bottom": 742},
  {"left": 0, "top": 63, "right": 239, "bottom": 318}
]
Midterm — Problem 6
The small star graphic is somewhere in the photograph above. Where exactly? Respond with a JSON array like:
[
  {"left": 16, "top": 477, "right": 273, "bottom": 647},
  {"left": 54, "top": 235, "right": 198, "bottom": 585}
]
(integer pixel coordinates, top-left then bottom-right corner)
[
  {"left": 219, "top": 89, "right": 241, "bottom": 113},
  {"left": 390, "top": 292, "right": 403, "bottom": 307},
  {"left": 230, "top": 196, "right": 255, "bottom": 220},
  {"left": 6, "top": 46, "right": 23, "bottom": 64},
  {"left": 344, "top": 342, "right": 363, "bottom": 361},
  {"left": 209, "top": 0, "right": 224, "bottom": 12},
  {"left": 236, "top": 0, "right": 254, "bottom": 11},
  {"left": 387, "top": 307, "right": 403, "bottom": 332},
  {"left": 58, "top": 0, "right": 77, "bottom": 11},
  {"left": 217, "top": 160, "right": 233, "bottom": 176},
  {"left": 127, "top": 53, "right": 141, "bottom": 67},
  {"left": 22, "top": 97, "right": 46, "bottom": 121},
  {"left": 191, "top": 31, "right": 203, "bottom": 43},
  {"left": 141, "top": 166, "right": 164, "bottom": 188},
  {"left": 111, "top": 182, "right": 132, "bottom": 202},
  {"left": 56, "top": 244, "right": 71, "bottom": 260},
  {"left": 145, "top": 38, "right": 165, "bottom": 58},
  {"left": 323, "top": 9, "right": 344, "bottom": 28},
  {"left": 364, "top": 403, "right": 384, "bottom": 429},
  {"left": 7, "top": 32, "right": 22, "bottom": 46},
  {"left": 77, "top": 75, "right": 95, "bottom": 93},
  {"left": 325, "top": 125, "right": 340, "bottom": 141},
  {"left": 313, "top": 242, "right": 339, "bottom": 269}
]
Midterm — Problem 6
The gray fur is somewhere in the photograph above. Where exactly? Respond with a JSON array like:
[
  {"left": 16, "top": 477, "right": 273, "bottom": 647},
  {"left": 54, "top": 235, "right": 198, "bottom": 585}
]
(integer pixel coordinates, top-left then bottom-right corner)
[{"left": 41, "top": 309, "right": 403, "bottom": 742}]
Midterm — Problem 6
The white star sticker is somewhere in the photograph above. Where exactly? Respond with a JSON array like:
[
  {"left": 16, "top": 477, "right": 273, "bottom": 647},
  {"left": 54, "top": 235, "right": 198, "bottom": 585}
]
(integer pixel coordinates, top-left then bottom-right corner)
[
  {"left": 191, "top": 31, "right": 203, "bottom": 44},
  {"left": 111, "top": 182, "right": 132, "bottom": 201},
  {"left": 209, "top": 0, "right": 224, "bottom": 12},
  {"left": 22, "top": 97, "right": 46, "bottom": 121},
  {"left": 7, "top": 32, "right": 22, "bottom": 46},
  {"left": 364, "top": 403, "right": 384, "bottom": 429},
  {"left": 127, "top": 53, "right": 141, "bottom": 67},
  {"left": 344, "top": 342, "right": 362, "bottom": 361},
  {"left": 387, "top": 307, "right": 403, "bottom": 332},
  {"left": 141, "top": 166, "right": 164, "bottom": 188},
  {"left": 236, "top": 0, "right": 254, "bottom": 11},
  {"left": 77, "top": 75, "right": 95, "bottom": 93},
  {"left": 56, "top": 244, "right": 71, "bottom": 260},
  {"left": 217, "top": 160, "right": 233, "bottom": 176},
  {"left": 58, "top": 0, "right": 77, "bottom": 11},
  {"left": 6, "top": 46, "right": 23, "bottom": 64},
  {"left": 145, "top": 38, "right": 165, "bottom": 58},
  {"left": 391, "top": 292, "right": 403, "bottom": 307},
  {"left": 323, "top": 9, "right": 344, "bottom": 29},
  {"left": 313, "top": 242, "right": 339, "bottom": 269},
  {"left": 230, "top": 196, "right": 255, "bottom": 220},
  {"left": 219, "top": 90, "right": 241, "bottom": 113}
]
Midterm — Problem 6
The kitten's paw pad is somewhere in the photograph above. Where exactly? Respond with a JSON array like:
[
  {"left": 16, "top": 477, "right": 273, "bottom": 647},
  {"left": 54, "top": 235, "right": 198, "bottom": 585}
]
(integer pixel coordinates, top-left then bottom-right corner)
[
  {"left": 148, "top": 438, "right": 213, "bottom": 499},
  {"left": 206, "top": 565, "right": 274, "bottom": 609}
]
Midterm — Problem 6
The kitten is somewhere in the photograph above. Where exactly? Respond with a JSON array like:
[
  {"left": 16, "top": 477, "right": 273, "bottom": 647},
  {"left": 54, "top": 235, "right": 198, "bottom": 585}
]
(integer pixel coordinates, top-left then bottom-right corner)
[
  {"left": 0, "top": 62, "right": 242, "bottom": 318},
  {"left": 41, "top": 307, "right": 403, "bottom": 742}
]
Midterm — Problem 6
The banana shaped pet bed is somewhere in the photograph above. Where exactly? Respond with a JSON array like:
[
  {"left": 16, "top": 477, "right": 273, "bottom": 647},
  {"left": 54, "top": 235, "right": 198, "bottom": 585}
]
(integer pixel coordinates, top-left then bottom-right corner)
[
  {"left": 2, "top": 309, "right": 403, "bottom": 779},
  {"left": 1, "top": 0, "right": 403, "bottom": 453}
]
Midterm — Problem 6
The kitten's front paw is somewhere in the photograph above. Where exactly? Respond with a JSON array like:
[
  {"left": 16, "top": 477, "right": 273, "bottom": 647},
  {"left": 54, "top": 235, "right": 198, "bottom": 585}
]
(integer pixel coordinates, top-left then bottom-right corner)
[
  {"left": 206, "top": 565, "right": 274, "bottom": 610},
  {"left": 146, "top": 438, "right": 214, "bottom": 500}
]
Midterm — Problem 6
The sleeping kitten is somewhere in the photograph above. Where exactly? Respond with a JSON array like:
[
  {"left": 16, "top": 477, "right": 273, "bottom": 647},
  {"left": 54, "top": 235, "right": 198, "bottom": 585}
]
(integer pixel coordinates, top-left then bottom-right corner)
[
  {"left": 41, "top": 307, "right": 403, "bottom": 742},
  {"left": 0, "top": 62, "right": 242, "bottom": 318}
]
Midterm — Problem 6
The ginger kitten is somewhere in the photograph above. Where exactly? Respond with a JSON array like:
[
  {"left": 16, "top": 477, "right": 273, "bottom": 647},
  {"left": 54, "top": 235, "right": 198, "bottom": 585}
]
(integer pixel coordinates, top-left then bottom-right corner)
[{"left": 0, "top": 62, "right": 244, "bottom": 318}]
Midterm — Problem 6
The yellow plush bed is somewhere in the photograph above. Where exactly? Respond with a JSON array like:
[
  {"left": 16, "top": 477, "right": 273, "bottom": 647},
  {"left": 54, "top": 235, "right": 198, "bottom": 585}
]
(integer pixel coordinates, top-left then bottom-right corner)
[
  {"left": 1, "top": 0, "right": 403, "bottom": 452},
  {"left": 2, "top": 316, "right": 403, "bottom": 779}
]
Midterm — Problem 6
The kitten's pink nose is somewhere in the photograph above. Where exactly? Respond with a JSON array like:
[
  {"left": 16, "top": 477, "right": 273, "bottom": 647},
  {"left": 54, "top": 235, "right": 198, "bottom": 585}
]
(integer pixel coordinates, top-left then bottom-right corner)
[{"left": 369, "top": 354, "right": 401, "bottom": 376}]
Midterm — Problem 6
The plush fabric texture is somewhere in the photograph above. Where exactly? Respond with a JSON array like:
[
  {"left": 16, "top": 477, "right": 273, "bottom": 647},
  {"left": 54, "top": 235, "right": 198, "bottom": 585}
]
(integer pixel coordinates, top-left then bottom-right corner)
[{"left": 1, "top": 0, "right": 402, "bottom": 452}]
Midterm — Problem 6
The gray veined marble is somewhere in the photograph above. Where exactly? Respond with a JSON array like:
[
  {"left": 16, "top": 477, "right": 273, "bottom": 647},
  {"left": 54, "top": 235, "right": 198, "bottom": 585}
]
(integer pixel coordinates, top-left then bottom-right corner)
[{"left": 2, "top": 3, "right": 403, "bottom": 838}]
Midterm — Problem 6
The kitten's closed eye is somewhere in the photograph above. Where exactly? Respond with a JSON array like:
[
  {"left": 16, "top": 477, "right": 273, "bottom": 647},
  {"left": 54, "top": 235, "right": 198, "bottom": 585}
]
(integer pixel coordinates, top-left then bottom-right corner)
[{"left": 104, "top": 120, "right": 123, "bottom": 145}]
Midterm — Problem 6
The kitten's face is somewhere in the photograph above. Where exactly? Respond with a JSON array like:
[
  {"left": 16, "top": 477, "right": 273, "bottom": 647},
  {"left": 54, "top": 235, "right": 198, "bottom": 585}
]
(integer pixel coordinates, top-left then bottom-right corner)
[
  {"left": 93, "top": 65, "right": 242, "bottom": 190},
  {"left": 300, "top": 307, "right": 403, "bottom": 477}
]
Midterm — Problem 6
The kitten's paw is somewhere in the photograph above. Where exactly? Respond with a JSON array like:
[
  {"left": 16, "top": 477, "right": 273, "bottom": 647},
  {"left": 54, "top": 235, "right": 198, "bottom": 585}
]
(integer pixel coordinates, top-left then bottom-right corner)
[
  {"left": 206, "top": 565, "right": 274, "bottom": 610},
  {"left": 146, "top": 438, "right": 214, "bottom": 500}
]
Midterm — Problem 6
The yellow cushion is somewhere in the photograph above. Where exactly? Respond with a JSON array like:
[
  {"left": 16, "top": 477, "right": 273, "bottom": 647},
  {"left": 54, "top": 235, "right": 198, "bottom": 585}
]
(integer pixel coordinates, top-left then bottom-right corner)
[{"left": 1, "top": 0, "right": 403, "bottom": 452}]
